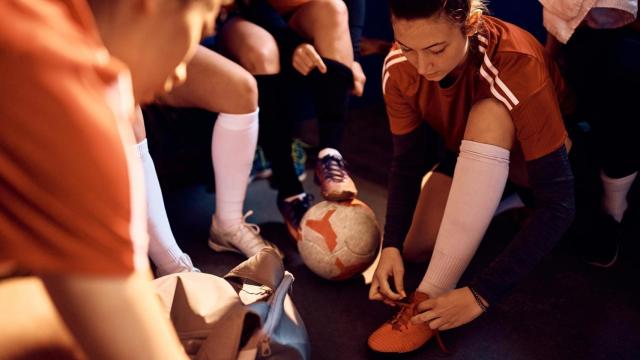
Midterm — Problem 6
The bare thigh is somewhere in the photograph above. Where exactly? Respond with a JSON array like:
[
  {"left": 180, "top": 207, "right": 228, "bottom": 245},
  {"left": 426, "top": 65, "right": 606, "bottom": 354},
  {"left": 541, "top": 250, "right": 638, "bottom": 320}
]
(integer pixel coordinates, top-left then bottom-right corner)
[
  {"left": 158, "top": 45, "right": 257, "bottom": 114},
  {"left": 402, "top": 171, "right": 453, "bottom": 263},
  {"left": 287, "top": 0, "right": 353, "bottom": 65},
  {"left": 218, "top": 17, "right": 280, "bottom": 75}
]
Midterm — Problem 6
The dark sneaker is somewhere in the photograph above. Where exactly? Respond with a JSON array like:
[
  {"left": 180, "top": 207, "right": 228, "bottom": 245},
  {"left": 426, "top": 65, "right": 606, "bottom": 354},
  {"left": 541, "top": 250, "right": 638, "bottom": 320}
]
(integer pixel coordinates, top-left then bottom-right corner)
[
  {"left": 314, "top": 148, "right": 357, "bottom": 201},
  {"left": 277, "top": 193, "right": 314, "bottom": 241},
  {"left": 581, "top": 212, "right": 621, "bottom": 268}
]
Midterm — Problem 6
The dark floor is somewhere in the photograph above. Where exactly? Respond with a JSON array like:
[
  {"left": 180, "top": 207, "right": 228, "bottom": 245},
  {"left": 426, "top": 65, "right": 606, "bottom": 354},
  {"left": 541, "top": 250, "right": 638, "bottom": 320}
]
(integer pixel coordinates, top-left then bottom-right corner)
[{"left": 152, "top": 102, "right": 640, "bottom": 360}]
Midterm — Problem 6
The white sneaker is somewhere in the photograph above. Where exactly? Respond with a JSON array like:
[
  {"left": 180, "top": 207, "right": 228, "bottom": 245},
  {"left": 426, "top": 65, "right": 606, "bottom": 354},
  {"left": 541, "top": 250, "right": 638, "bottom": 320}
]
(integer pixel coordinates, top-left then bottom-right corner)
[
  {"left": 209, "top": 211, "right": 283, "bottom": 258},
  {"left": 156, "top": 253, "right": 201, "bottom": 277}
]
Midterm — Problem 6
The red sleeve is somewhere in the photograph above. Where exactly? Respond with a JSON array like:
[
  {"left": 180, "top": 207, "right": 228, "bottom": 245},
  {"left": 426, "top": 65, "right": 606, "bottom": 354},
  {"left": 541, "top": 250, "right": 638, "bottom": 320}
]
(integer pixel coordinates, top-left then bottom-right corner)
[
  {"left": 476, "top": 53, "right": 567, "bottom": 160},
  {"left": 383, "top": 49, "right": 422, "bottom": 135}
]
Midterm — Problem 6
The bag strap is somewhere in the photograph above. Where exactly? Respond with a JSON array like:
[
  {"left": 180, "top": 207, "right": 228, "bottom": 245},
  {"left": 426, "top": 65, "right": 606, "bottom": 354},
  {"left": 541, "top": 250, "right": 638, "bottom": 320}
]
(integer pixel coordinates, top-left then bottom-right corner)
[{"left": 224, "top": 247, "right": 284, "bottom": 291}]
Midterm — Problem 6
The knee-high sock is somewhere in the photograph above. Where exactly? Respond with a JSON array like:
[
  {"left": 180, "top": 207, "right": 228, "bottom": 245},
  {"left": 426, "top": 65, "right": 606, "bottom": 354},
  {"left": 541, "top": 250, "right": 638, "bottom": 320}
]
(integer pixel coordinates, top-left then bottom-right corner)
[
  {"left": 212, "top": 110, "right": 259, "bottom": 229},
  {"left": 137, "top": 139, "right": 185, "bottom": 270},
  {"left": 308, "top": 58, "right": 354, "bottom": 151},
  {"left": 255, "top": 74, "right": 303, "bottom": 199},
  {"left": 418, "top": 140, "right": 510, "bottom": 297},
  {"left": 601, "top": 171, "right": 637, "bottom": 222}
]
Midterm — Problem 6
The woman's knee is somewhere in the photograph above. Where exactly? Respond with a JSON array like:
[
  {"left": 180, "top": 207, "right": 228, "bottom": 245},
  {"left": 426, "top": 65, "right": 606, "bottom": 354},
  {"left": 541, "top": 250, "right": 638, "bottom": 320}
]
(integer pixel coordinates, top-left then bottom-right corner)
[
  {"left": 220, "top": 19, "right": 280, "bottom": 75},
  {"left": 239, "top": 41, "right": 280, "bottom": 75},
  {"left": 311, "top": 0, "right": 349, "bottom": 30},
  {"left": 211, "top": 62, "right": 258, "bottom": 113},
  {"left": 228, "top": 70, "right": 258, "bottom": 113}
]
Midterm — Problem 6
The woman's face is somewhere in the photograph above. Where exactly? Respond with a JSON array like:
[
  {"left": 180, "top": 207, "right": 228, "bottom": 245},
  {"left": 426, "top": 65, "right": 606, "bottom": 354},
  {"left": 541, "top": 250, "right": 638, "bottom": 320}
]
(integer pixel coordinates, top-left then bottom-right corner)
[{"left": 392, "top": 12, "right": 469, "bottom": 82}]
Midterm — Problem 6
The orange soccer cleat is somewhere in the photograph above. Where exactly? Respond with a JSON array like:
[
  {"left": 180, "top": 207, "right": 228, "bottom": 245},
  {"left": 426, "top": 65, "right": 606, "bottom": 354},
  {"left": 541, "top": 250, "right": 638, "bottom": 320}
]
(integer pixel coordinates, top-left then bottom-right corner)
[{"left": 367, "top": 291, "right": 447, "bottom": 354}]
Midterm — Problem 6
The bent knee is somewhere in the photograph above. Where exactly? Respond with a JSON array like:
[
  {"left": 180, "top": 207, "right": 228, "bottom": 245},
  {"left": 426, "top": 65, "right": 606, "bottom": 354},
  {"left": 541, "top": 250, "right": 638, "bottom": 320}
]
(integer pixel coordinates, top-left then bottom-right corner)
[
  {"left": 239, "top": 42, "right": 280, "bottom": 75},
  {"left": 227, "top": 71, "right": 258, "bottom": 113},
  {"left": 315, "top": 0, "right": 348, "bottom": 27}
]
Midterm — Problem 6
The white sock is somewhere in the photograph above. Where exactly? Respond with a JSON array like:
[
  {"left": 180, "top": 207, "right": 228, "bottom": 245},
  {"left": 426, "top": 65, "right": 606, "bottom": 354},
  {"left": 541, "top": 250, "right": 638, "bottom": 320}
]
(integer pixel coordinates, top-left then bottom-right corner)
[
  {"left": 136, "top": 139, "right": 186, "bottom": 272},
  {"left": 601, "top": 171, "right": 637, "bottom": 223},
  {"left": 212, "top": 109, "right": 259, "bottom": 230},
  {"left": 418, "top": 140, "right": 510, "bottom": 297},
  {"left": 318, "top": 147, "right": 342, "bottom": 159}
]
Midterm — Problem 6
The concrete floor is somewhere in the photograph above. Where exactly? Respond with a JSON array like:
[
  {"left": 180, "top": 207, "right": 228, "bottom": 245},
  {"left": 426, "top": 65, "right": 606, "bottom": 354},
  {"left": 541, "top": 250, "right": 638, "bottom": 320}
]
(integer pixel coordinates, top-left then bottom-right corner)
[
  {"left": 162, "top": 167, "right": 640, "bottom": 360},
  {"left": 141, "top": 92, "right": 640, "bottom": 359}
]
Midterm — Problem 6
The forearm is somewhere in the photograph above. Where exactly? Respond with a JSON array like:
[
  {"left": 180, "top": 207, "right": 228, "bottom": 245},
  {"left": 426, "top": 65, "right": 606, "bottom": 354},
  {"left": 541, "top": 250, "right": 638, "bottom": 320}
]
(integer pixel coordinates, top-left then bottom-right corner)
[
  {"left": 470, "top": 146, "right": 575, "bottom": 306},
  {"left": 42, "top": 270, "right": 187, "bottom": 360}
]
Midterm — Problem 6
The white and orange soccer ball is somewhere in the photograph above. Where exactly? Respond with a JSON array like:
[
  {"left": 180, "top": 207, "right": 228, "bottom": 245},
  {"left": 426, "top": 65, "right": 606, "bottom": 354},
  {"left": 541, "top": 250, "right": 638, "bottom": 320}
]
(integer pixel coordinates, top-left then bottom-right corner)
[{"left": 298, "top": 199, "right": 381, "bottom": 280}]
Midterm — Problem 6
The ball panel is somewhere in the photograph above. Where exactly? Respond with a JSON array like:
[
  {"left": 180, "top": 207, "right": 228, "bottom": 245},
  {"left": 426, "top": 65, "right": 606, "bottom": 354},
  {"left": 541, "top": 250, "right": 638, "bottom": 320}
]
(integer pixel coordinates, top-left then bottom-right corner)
[{"left": 303, "top": 208, "right": 338, "bottom": 252}]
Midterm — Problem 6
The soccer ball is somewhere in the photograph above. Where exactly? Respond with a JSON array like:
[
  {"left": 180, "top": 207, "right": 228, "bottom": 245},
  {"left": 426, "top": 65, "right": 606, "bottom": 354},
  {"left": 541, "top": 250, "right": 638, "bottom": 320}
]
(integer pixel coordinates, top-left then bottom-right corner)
[{"left": 298, "top": 199, "right": 381, "bottom": 280}]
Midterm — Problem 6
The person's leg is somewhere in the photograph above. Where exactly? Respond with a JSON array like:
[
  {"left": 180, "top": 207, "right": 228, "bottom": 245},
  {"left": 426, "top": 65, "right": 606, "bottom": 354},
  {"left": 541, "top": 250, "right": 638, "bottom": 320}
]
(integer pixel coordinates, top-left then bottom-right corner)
[
  {"left": 287, "top": 1, "right": 357, "bottom": 200},
  {"left": 158, "top": 46, "right": 281, "bottom": 258},
  {"left": 417, "top": 99, "right": 514, "bottom": 297},
  {"left": 158, "top": 46, "right": 258, "bottom": 114},
  {"left": 565, "top": 27, "right": 639, "bottom": 267},
  {"left": 153, "top": 46, "right": 261, "bottom": 236},
  {"left": 175, "top": 48, "right": 259, "bottom": 230},
  {"left": 219, "top": 18, "right": 312, "bottom": 240},
  {"left": 287, "top": 0, "right": 353, "bottom": 65},
  {"left": 133, "top": 109, "right": 198, "bottom": 275},
  {"left": 596, "top": 28, "right": 639, "bottom": 223},
  {"left": 219, "top": 18, "right": 303, "bottom": 200},
  {"left": 402, "top": 171, "right": 452, "bottom": 263}
]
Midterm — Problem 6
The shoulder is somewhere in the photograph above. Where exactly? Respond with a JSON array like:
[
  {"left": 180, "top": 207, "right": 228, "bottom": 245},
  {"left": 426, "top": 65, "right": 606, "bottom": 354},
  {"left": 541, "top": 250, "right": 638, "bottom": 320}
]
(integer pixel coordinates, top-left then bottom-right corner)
[
  {"left": 381, "top": 45, "right": 420, "bottom": 97},
  {"left": 474, "top": 17, "right": 554, "bottom": 110}
]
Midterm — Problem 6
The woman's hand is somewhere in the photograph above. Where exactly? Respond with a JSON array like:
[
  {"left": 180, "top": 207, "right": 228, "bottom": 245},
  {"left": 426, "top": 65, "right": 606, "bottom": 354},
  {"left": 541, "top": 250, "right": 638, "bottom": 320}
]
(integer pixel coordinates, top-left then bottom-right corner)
[
  {"left": 369, "top": 247, "right": 406, "bottom": 306},
  {"left": 411, "top": 287, "right": 486, "bottom": 330},
  {"left": 292, "top": 43, "right": 327, "bottom": 76}
]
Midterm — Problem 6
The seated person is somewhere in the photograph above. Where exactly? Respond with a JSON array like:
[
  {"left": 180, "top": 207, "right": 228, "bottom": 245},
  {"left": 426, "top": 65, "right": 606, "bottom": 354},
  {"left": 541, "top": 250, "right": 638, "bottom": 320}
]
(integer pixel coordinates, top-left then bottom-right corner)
[
  {"left": 140, "top": 45, "right": 281, "bottom": 273},
  {"left": 219, "top": 0, "right": 366, "bottom": 240}
]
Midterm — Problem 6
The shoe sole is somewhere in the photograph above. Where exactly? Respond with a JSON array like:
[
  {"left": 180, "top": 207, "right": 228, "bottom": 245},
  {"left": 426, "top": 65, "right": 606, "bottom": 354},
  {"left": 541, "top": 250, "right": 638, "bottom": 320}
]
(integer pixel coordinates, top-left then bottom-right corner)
[
  {"left": 208, "top": 237, "right": 286, "bottom": 259},
  {"left": 321, "top": 189, "right": 357, "bottom": 202},
  {"left": 584, "top": 246, "right": 619, "bottom": 268},
  {"left": 367, "top": 331, "right": 447, "bottom": 356},
  {"left": 208, "top": 238, "right": 242, "bottom": 255}
]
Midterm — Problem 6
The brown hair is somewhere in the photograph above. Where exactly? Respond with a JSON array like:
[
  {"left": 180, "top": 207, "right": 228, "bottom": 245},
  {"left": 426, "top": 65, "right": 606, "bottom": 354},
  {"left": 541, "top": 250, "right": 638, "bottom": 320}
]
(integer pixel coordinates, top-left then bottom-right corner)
[{"left": 389, "top": 0, "right": 488, "bottom": 64}]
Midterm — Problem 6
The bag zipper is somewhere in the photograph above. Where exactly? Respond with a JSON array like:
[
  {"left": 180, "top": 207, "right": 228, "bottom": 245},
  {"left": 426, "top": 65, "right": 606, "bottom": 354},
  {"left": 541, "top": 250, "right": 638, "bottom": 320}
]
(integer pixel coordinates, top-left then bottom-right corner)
[{"left": 259, "top": 271, "right": 294, "bottom": 357}]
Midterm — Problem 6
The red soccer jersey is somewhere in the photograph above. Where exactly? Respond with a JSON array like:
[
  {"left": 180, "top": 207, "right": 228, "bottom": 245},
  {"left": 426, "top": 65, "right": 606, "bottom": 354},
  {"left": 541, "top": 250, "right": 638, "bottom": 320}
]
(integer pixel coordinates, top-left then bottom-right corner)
[
  {"left": 383, "top": 16, "right": 570, "bottom": 185},
  {"left": 0, "top": 0, "right": 148, "bottom": 276}
]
